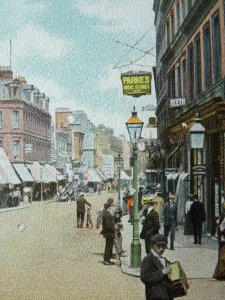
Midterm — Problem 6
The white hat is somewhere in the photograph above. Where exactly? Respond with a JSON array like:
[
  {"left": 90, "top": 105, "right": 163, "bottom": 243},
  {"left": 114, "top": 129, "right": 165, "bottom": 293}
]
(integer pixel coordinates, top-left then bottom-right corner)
[{"left": 78, "top": 192, "right": 84, "bottom": 197}]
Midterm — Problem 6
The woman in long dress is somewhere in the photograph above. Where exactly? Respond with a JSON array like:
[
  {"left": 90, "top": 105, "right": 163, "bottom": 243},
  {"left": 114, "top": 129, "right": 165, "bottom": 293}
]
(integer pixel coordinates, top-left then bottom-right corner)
[{"left": 213, "top": 203, "right": 225, "bottom": 280}]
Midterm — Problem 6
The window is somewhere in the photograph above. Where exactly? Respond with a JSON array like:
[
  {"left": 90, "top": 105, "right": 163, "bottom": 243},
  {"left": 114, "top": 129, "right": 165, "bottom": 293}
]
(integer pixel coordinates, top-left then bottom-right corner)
[
  {"left": 13, "top": 111, "right": 19, "bottom": 129},
  {"left": 176, "top": 65, "right": 181, "bottom": 97},
  {"left": 0, "top": 111, "right": 2, "bottom": 129},
  {"left": 203, "top": 23, "right": 212, "bottom": 89},
  {"left": 176, "top": 2, "right": 180, "bottom": 30},
  {"left": 195, "top": 35, "right": 202, "bottom": 95},
  {"left": 171, "top": 12, "right": 175, "bottom": 39},
  {"left": 181, "top": 0, "right": 186, "bottom": 21},
  {"left": 181, "top": 59, "right": 186, "bottom": 97},
  {"left": 188, "top": 44, "right": 194, "bottom": 99},
  {"left": 166, "top": 20, "right": 171, "bottom": 45},
  {"left": 13, "top": 140, "right": 20, "bottom": 158},
  {"left": 168, "top": 68, "right": 175, "bottom": 98},
  {"left": 187, "top": 0, "right": 192, "bottom": 13},
  {"left": 212, "top": 12, "right": 221, "bottom": 82}
]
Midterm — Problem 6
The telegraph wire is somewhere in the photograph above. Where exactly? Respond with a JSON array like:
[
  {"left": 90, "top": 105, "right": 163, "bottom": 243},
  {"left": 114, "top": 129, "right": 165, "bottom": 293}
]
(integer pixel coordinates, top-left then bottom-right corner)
[{"left": 113, "top": 26, "right": 154, "bottom": 69}]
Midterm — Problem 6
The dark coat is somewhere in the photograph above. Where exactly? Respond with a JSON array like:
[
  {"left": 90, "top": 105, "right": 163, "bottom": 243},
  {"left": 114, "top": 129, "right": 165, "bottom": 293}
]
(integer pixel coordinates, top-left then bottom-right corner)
[
  {"left": 141, "top": 251, "right": 174, "bottom": 300},
  {"left": 101, "top": 209, "right": 115, "bottom": 239},
  {"left": 140, "top": 208, "right": 160, "bottom": 240},
  {"left": 76, "top": 196, "right": 91, "bottom": 213},
  {"left": 189, "top": 201, "right": 206, "bottom": 224},
  {"left": 163, "top": 202, "right": 177, "bottom": 227}
]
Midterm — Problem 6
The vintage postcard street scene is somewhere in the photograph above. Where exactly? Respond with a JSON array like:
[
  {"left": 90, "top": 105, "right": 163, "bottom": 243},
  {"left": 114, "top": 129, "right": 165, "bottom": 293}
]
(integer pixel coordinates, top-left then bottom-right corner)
[{"left": 0, "top": 1, "right": 224, "bottom": 299}]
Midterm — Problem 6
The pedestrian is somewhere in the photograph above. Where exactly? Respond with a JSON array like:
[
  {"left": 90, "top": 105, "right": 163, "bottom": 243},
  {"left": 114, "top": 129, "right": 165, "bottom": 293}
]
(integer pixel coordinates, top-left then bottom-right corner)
[
  {"left": 183, "top": 194, "right": 194, "bottom": 235},
  {"left": 154, "top": 192, "right": 165, "bottom": 222},
  {"left": 86, "top": 207, "right": 93, "bottom": 229},
  {"left": 101, "top": 202, "right": 116, "bottom": 265},
  {"left": 126, "top": 194, "right": 134, "bottom": 224},
  {"left": 213, "top": 202, "right": 225, "bottom": 280},
  {"left": 163, "top": 193, "right": 177, "bottom": 250},
  {"left": 140, "top": 196, "right": 160, "bottom": 254},
  {"left": 189, "top": 194, "right": 206, "bottom": 244},
  {"left": 140, "top": 234, "right": 174, "bottom": 300},
  {"left": 138, "top": 187, "right": 144, "bottom": 211},
  {"left": 97, "top": 198, "right": 125, "bottom": 257},
  {"left": 76, "top": 192, "right": 91, "bottom": 228}
]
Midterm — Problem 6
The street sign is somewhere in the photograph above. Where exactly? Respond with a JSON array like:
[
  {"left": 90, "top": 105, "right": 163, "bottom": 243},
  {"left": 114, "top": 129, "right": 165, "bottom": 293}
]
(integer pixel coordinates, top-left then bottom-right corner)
[
  {"left": 170, "top": 98, "right": 186, "bottom": 108},
  {"left": 192, "top": 165, "right": 206, "bottom": 175},
  {"left": 121, "top": 72, "right": 151, "bottom": 97}
]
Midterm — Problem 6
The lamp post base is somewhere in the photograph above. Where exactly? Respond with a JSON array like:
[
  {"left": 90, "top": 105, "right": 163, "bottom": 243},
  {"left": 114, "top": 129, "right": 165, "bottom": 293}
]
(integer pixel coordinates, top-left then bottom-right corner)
[{"left": 130, "top": 240, "right": 141, "bottom": 268}]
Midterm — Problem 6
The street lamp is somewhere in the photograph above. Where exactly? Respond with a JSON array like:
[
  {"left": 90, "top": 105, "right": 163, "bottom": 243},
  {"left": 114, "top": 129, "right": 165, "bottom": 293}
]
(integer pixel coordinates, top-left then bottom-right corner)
[
  {"left": 189, "top": 113, "right": 206, "bottom": 197},
  {"left": 189, "top": 113, "right": 206, "bottom": 149},
  {"left": 114, "top": 153, "right": 124, "bottom": 206},
  {"left": 125, "top": 106, "right": 144, "bottom": 268}
]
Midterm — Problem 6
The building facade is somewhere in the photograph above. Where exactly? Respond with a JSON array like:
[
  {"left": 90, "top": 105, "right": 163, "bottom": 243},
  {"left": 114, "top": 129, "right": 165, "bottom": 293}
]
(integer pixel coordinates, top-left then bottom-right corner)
[
  {"left": 0, "top": 67, "right": 51, "bottom": 163},
  {"left": 154, "top": 0, "right": 225, "bottom": 233}
]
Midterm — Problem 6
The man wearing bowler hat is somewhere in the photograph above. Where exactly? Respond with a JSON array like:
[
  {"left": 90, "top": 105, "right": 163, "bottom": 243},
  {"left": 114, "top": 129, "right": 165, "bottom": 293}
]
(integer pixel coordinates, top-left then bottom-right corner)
[
  {"left": 140, "top": 196, "right": 160, "bottom": 254},
  {"left": 76, "top": 192, "right": 91, "bottom": 228}
]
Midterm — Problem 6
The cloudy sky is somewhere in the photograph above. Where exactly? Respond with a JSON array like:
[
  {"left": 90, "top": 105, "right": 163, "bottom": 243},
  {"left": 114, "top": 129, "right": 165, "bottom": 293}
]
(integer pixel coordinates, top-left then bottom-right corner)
[{"left": 0, "top": 0, "right": 156, "bottom": 139}]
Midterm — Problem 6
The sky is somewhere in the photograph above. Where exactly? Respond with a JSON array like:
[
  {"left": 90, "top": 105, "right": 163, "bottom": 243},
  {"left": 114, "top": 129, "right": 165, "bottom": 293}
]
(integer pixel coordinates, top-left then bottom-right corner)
[{"left": 0, "top": 0, "right": 156, "bottom": 139}]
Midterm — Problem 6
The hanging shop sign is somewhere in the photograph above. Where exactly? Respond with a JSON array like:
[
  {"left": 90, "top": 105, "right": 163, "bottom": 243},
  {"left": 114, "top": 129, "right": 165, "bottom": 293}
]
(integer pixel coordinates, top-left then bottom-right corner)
[
  {"left": 170, "top": 98, "right": 186, "bottom": 108},
  {"left": 192, "top": 165, "right": 206, "bottom": 175},
  {"left": 148, "top": 117, "right": 157, "bottom": 128},
  {"left": 121, "top": 72, "right": 152, "bottom": 97}
]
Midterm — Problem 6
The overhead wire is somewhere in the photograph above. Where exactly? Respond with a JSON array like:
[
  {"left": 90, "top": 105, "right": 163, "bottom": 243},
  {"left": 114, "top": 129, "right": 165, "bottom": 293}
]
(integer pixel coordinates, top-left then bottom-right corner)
[{"left": 113, "top": 26, "right": 154, "bottom": 69}]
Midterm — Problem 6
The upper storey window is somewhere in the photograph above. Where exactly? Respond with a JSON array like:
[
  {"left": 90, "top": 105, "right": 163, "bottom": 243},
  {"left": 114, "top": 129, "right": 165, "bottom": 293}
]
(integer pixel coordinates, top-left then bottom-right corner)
[
  {"left": 13, "top": 111, "right": 19, "bottom": 129},
  {"left": 0, "top": 111, "right": 2, "bottom": 129},
  {"left": 212, "top": 11, "right": 221, "bottom": 82},
  {"left": 176, "top": 2, "right": 180, "bottom": 30}
]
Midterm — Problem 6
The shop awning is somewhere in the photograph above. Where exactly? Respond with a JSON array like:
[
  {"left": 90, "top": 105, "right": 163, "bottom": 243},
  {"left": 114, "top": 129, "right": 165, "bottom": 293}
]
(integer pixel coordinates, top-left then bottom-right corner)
[
  {"left": 87, "top": 168, "right": 102, "bottom": 182},
  {"left": 29, "top": 162, "right": 57, "bottom": 183},
  {"left": 42, "top": 165, "right": 57, "bottom": 183},
  {"left": 96, "top": 170, "right": 107, "bottom": 181},
  {"left": 120, "top": 170, "right": 131, "bottom": 180},
  {"left": 12, "top": 163, "right": 34, "bottom": 182},
  {"left": 45, "top": 164, "right": 66, "bottom": 181},
  {"left": 0, "top": 147, "right": 21, "bottom": 185},
  {"left": 166, "top": 172, "right": 179, "bottom": 180}
]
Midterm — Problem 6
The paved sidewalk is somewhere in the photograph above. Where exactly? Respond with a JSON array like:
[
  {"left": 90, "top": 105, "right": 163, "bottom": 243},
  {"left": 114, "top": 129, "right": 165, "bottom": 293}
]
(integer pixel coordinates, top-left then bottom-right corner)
[{"left": 120, "top": 214, "right": 219, "bottom": 279}]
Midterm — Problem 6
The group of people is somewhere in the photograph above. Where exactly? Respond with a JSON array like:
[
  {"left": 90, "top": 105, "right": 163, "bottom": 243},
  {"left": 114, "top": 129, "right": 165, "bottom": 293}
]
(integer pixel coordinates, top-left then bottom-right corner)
[
  {"left": 140, "top": 191, "right": 207, "bottom": 254},
  {"left": 96, "top": 197, "right": 125, "bottom": 265}
]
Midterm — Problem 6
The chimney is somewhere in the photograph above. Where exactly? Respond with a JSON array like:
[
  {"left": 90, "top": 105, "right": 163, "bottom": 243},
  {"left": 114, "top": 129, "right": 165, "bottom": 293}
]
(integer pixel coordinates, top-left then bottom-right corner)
[
  {"left": 16, "top": 76, "right": 27, "bottom": 85},
  {"left": 0, "top": 66, "right": 13, "bottom": 81}
]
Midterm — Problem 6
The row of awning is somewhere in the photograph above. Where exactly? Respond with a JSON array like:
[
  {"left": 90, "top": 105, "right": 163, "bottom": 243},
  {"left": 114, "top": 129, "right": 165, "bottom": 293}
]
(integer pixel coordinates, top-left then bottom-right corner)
[
  {"left": 83, "top": 168, "right": 131, "bottom": 183},
  {"left": 0, "top": 147, "right": 65, "bottom": 185}
]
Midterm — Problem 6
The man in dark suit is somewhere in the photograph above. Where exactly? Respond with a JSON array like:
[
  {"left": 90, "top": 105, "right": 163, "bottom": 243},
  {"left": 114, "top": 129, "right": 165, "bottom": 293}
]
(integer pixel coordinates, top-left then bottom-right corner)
[
  {"left": 76, "top": 192, "right": 91, "bottom": 228},
  {"left": 189, "top": 194, "right": 206, "bottom": 244},
  {"left": 141, "top": 234, "right": 174, "bottom": 300},
  {"left": 140, "top": 197, "right": 160, "bottom": 254},
  {"left": 101, "top": 202, "right": 116, "bottom": 265},
  {"left": 163, "top": 193, "right": 177, "bottom": 250}
]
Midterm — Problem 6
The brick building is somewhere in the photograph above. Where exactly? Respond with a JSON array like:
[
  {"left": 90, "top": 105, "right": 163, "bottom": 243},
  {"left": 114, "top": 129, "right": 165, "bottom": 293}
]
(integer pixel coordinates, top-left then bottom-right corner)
[
  {"left": 153, "top": 0, "right": 225, "bottom": 233},
  {"left": 0, "top": 67, "right": 51, "bottom": 163}
]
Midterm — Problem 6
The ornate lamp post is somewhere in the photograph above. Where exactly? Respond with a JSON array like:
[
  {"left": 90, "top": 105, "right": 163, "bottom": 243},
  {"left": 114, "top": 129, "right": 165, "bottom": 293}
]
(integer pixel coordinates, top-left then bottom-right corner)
[
  {"left": 125, "top": 106, "right": 144, "bottom": 268},
  {"left": 114, "top": 153, "right": 124, "bottom": 206}
]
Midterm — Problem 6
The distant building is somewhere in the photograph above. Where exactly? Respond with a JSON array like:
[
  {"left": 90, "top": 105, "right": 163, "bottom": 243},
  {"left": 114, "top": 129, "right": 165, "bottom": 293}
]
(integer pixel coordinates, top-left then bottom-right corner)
[{"left": 0, "top": 66, "right": 51, "bottom": 163}]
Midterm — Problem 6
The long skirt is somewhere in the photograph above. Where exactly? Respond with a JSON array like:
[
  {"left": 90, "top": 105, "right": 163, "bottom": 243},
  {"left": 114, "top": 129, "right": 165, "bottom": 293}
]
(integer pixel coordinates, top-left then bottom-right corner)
[{"left": 213, "top": 243, "right": 225, "bottom": 280}]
